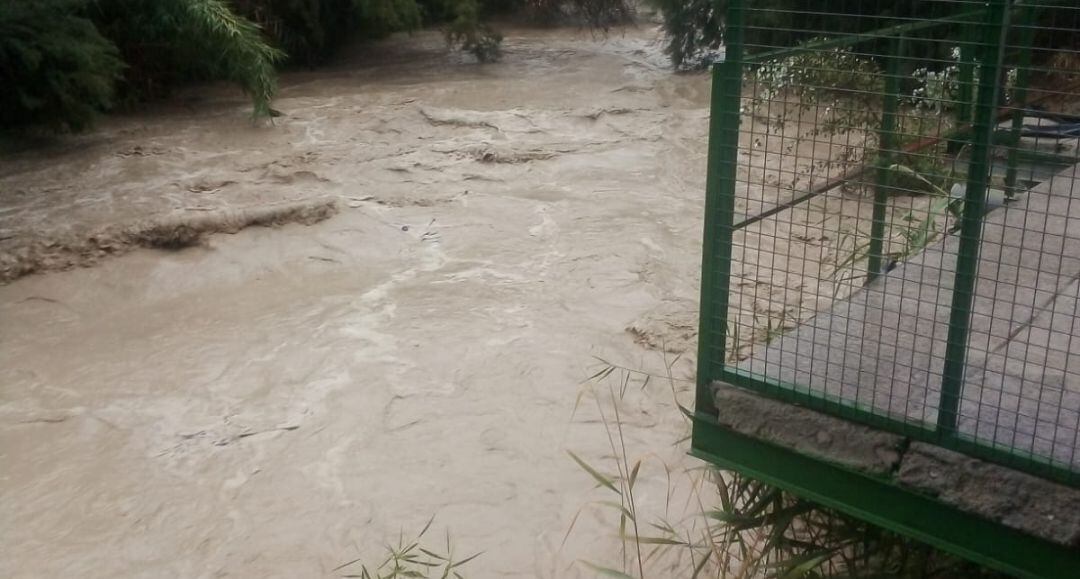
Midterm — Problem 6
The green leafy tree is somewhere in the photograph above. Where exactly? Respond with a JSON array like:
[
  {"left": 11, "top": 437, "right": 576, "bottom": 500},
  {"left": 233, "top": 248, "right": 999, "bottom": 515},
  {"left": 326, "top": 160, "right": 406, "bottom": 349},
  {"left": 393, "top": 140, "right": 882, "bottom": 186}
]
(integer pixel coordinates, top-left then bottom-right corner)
[
  {"left": 0, "top": 0, "right": 283, "bottom": 131},
  {"left": 649, "top": 0, "right": 1078, "bottom": 70},
  {"left": 446, "top": 0, "right": 502, "bottom": 62},
  {"left": 89, "top": 0, "right": 284, "bottom": 117},
  {"left": 0, "top": 0, "right": 124, "bottom": 132},
  {"left": 646, "top": 0, "right": 719, "bottom": 69},
  {"left": 647, "top": 0, "right": 945, "bottom": 69},
  {"left": 354, "top": 0, "right": 422, "bottom": 35},
  {"left": 233, "top": 0, "right": 422, "bottom": 66},
  {"left": 234, "top": 0, "right": 354, "bottom": 66}
]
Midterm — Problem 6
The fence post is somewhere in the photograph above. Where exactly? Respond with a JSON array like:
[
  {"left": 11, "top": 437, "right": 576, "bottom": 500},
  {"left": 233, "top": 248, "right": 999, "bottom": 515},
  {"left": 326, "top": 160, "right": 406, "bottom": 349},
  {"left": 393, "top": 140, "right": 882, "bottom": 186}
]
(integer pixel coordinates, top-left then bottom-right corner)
[
  {"left": 1004, "top": 5, "right": 1037, "bottom": 197},
  {"left": 937, "top": 0, "right": 1012, "bottom": 436},
  {"left": 696, "top": 0, "right": 745, "bottom": 417},
  {"left": 948, "top": 20, "right": 976, "bottom": 156},
  {"left": 868, "top": 35, "right": 905, "bottom": 282},
  {"left": 956, "top": 30, "right": 976, "bottom": 128}
]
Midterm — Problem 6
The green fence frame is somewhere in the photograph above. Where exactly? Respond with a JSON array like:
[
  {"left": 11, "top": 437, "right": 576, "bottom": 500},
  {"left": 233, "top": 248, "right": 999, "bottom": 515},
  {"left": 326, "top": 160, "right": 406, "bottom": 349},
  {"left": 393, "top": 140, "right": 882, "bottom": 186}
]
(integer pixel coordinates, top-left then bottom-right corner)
[
  {"left": 694, "top": 0, "right": 1080, "bottom": 489},
  {"left": 693, "top": 0, "right": 1080, "bottom": 575}
]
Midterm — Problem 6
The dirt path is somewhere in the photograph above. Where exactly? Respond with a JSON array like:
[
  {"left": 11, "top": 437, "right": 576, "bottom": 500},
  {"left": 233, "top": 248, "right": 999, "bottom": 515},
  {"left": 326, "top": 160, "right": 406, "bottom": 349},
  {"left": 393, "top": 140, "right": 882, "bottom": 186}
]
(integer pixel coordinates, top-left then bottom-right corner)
[{"left": 1, "top": 26, "right": 714, "bottom": 577}]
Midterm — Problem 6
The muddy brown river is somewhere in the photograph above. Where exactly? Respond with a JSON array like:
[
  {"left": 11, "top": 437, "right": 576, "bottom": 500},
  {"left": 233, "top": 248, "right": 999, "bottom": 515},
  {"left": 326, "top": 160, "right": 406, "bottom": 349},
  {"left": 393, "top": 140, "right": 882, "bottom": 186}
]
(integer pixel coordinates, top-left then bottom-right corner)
[{"left": 0, "top": 25, "right": 722, "bottom": 577}]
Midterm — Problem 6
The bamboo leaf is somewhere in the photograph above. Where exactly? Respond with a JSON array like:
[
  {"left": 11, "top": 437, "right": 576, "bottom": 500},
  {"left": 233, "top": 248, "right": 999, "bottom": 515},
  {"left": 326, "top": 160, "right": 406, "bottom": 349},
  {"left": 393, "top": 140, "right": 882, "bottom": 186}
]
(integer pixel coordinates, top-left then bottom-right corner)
[
  {"left": 566, "top": 450, "right": 621, "bottom": 495},
  {"left": 632, "top": 536, "right": 686, "bottom": 545},
  {"left": 578, "top": 561, "right": 637, "bottom": 579},
  {"left": 772, "top": 551, "right": 831, "bottom": 578},
  {"left": 628, "top": 459, "right": 642, "bottom": 490},
  {"left": 449, "top": 551, "right": 483, "bottom": 568},
  {"left": 598, "top": 500, "right": 636, "bottom": 521}
]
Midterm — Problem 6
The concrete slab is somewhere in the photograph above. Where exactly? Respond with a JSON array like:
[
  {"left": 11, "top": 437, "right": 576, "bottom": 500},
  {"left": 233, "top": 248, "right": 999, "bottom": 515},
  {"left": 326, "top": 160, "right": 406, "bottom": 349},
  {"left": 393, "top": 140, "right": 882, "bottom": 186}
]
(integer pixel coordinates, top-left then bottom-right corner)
[
  {"left": 710, "top": 383, "right": 1080, "bottom": 547},
  {"left": 711, "top": 386, "right": 905, "bottom": 475},
  {"left": 739, "top": 164, "right": 1080, "bottom": 470},
  {"left": 898, "top": 442, "right": 1080, "bottom": 548}
]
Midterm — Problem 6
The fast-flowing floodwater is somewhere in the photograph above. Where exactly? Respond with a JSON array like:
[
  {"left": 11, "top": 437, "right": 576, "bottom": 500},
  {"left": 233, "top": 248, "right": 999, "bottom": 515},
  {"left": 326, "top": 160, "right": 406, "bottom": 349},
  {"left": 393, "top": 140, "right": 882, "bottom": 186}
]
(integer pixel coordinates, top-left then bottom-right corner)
[{"left": 1, "top": 25, "right": 715, "bottom": 578}]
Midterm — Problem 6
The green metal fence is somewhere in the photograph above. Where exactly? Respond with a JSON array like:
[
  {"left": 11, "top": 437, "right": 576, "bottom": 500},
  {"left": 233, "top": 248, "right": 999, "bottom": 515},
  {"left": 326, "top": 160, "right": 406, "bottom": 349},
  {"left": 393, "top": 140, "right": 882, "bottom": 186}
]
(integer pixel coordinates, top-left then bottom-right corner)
[{"left": 696, "top": 0, "right": 1080, "bottom": 488}]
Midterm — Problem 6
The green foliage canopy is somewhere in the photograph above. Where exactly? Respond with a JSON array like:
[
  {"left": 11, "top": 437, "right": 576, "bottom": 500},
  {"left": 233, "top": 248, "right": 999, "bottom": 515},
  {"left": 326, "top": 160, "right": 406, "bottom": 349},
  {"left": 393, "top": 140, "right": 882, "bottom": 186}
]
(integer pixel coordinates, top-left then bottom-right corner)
[
  {"left": 0, "top": 0, "right": 124, "bottom": 132},
  {"left": 1, "top": 0, "right": 284, "bottom": 131}
]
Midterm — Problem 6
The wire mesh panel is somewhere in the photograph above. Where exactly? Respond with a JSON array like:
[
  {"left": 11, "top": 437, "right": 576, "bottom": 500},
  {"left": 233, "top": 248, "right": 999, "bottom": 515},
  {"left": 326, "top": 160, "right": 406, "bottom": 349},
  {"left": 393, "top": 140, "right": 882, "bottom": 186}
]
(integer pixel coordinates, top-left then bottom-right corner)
[{"left": 696, "top": 0, "right": 1080, "bottom": 486}]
